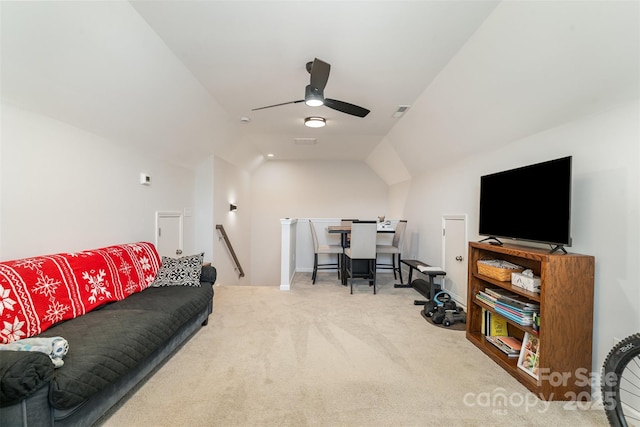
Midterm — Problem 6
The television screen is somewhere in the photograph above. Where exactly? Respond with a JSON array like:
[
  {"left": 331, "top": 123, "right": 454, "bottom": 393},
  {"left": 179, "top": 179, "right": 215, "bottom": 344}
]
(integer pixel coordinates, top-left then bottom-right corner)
[{"left": 479, "top": 156, "right": 572, "bottom": 247}]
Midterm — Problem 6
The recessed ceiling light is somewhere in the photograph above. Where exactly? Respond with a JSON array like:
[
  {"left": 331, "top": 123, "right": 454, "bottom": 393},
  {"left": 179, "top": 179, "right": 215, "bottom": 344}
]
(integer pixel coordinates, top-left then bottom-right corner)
[
  {"left": 266, "top": 153, "right": 275, "bottom": 158},
  {"left": 304, "top": 117, "right": 326, "bottom": 128}
]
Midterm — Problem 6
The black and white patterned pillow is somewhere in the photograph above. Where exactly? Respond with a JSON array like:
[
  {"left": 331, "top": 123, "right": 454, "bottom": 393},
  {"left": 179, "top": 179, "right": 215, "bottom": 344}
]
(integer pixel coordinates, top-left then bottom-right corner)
[{"left": 152, "top": 253, "right": 204, "bottom": 287}]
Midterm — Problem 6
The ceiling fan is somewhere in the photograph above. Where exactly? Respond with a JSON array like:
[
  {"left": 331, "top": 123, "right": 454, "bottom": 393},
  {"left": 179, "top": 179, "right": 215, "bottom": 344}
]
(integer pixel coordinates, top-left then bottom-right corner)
[{"left": 251, "top": 58, "right": 370, "bottom": 118}]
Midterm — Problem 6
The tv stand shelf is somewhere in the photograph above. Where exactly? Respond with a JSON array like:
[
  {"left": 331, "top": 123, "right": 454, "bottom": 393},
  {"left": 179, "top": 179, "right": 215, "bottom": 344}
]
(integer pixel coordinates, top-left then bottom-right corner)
[
  {"left": 472, "top": 272, "right": 542, "bottom": 303},
  {"left": 466, "top": 242, "right": 595, "bottom": 400}
]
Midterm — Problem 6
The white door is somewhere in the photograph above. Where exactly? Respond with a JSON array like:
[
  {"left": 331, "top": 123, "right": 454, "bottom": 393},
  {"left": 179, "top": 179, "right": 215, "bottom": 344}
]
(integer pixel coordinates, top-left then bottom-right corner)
[
  {"left": 156, "top": 211, "right": 183, "bottom": 258},
  {"left": 442, "top": 215, "right": 467, "bottom": 305}
]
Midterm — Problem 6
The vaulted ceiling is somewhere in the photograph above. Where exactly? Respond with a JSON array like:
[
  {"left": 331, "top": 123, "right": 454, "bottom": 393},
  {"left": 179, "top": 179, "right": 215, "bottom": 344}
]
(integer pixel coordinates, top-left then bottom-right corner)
[
  {"left": 2, "top": 1, "right": 638, "bottom": 182},
  {"left": 128, "top": 0, "right": 500, "bottom": 163}
]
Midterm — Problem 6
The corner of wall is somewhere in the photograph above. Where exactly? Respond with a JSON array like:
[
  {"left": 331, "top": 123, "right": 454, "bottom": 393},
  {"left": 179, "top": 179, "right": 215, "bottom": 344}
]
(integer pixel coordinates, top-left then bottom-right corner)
[{"left": 365, "top": 138, "right": 412, "bottom": 186}]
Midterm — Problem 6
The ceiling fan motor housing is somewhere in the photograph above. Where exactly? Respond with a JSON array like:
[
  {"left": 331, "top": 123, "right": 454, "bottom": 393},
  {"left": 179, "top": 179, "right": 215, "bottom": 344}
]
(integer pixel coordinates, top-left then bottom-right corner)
[{"left": 305, "top": 85, "right": 324, "bottom": 106}]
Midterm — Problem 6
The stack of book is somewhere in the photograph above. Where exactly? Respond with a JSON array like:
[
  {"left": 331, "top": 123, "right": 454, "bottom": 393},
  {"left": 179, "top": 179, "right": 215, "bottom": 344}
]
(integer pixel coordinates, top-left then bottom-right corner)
[
  {"left": 476, "top": 289, "right": 498, "bottom": 308},
  {"left": 478, "top": 288, "right": 540, "bottom": 326},
  {"left": 481, "top": 309, "right": 525, "bottom": 358},
  {"left": 485, "top": 335, "right": 522, "bottom": 358},
  {"left": 495, "top": 297, "right": 539, "bottom": 326},
  {"left": 483, "top": 310, "right": 508, "bottom": 337}
]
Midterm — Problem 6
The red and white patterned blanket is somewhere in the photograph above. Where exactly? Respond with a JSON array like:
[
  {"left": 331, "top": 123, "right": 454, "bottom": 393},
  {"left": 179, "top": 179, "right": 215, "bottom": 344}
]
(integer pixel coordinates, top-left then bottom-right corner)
[{"left": 0, "top": 242, "right": 161, "bottom": 343}]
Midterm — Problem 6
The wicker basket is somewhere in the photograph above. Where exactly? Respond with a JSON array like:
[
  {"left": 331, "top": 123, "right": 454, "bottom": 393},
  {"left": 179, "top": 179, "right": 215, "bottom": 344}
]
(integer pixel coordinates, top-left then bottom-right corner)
[{"left": 477, "top": 259, "right": 524, "bottom": 281}]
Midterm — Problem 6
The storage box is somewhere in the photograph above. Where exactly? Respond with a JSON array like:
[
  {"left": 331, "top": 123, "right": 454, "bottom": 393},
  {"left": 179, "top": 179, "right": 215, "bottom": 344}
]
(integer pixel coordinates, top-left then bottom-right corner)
[
  {"left": 477, "top": 259, "right": 524, "bottom": 281},
  {"left": 511, "top": 272, "right": 541, "bottom": 293}
]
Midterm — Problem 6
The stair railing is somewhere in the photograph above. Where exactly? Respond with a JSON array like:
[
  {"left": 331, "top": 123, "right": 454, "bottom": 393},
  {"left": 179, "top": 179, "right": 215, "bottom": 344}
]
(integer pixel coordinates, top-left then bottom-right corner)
[{"left": 215, "top": 224, "right": 245, "bottom": 278}]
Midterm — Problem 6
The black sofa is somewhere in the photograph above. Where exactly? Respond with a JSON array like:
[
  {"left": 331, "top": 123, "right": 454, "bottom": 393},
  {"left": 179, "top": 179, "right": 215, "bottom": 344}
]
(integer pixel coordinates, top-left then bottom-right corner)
[{"left": 0, "top": 265, "right": 216, "bottom": 427}]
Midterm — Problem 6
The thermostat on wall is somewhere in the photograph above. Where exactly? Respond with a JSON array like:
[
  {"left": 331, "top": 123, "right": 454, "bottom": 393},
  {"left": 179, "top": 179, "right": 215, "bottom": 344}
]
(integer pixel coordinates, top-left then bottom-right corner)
[{"left": 140, "top": 173, "right": 151, "bottom": 185}]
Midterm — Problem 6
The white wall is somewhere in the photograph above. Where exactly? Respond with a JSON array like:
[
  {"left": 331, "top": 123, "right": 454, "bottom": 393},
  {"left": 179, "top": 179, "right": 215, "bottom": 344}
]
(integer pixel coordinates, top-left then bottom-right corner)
[
  {"left": 194, "top": 156, "right": 215, "bottom": 264},
  {"left": 0, "top": 103, "right": 197, "bottom": 260},
  {"left": 250, "top": 160, "right": 389, "bottom": 285},
  {"left": 393, "top": 100, "right": 639, "bottom": 381},
  {"left": 213, "top": 155, "right": 252, "bottom": 285}
]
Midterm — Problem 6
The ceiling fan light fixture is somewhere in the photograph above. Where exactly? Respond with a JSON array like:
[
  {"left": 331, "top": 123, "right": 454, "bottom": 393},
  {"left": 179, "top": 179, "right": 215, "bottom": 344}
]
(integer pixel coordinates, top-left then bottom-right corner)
[
  {"left": 304, "top": 85, "right": 324, "bottom": 107},
  {"left": 304, "top": 117, "right": 326, "bottom": 128},
  {"left": 306, "top": 99, "right": 323, "bottom": 107}
]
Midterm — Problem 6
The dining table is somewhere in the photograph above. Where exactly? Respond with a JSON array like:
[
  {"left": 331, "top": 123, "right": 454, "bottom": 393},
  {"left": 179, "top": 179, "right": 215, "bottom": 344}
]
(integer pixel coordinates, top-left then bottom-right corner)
[{"left": 327, "top": 223, "right": 395, "bottom": 285}]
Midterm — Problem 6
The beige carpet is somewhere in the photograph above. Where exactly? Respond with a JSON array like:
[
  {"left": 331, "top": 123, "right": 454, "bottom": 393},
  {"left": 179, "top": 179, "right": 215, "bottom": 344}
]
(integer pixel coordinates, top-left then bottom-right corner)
[{"left": 98, "top": 273, "right": 608, "bottom": 427}]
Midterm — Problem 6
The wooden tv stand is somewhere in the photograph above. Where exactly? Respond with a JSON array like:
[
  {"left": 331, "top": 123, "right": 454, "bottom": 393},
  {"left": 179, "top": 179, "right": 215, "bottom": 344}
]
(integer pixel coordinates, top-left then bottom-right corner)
[{"left": 466, "top": 242, "right": 594, "bottom": 400}]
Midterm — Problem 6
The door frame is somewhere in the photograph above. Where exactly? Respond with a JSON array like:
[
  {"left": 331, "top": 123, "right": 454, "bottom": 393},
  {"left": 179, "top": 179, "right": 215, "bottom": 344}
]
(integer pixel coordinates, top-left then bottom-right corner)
[
  {"left": 155, "top": 211, "right": 184, "bottom": 255},
  {"left": 441, "top": 214, "right": 467, "bottom": 269},
  {"left": 442, "top": 214, "right": 468, "bottom": 305}
]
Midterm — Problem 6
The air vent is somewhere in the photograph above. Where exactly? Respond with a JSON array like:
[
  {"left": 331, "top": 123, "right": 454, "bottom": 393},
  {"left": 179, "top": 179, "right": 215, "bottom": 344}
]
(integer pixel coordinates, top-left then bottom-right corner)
[
  {"left": 293, "top": 138, "right": 317, "bottom": 145},
  {"left": 392, "top": 105, "right": 411, "bottom": 118}
]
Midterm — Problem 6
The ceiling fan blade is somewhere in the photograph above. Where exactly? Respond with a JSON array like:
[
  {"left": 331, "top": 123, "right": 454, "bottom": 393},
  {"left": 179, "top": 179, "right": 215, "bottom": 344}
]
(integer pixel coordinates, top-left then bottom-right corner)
[
  {"left": 309, "top": 58, "right": 330, "bottom": 92},
  {"left": 324, "top": 98, "right": 370, "bottom": 118},
  {"left": 251, "top": 99, "right": 304, "bottom": 111}
]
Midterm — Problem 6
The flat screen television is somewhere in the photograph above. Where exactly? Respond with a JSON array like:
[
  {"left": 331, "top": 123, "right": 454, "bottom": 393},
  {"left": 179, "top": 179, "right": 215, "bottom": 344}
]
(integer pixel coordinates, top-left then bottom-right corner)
[{"left": 479, "top": 156, "right": 572, "bottom": 250}]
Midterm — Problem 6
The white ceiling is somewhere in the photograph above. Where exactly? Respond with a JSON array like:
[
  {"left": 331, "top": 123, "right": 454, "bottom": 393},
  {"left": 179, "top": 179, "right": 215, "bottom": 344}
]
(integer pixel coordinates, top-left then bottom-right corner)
[
  {"left": 128, "top": 0, "right": 500, "bottom": 161},
  {"left": 1, "top": 1, "right": 638, "bottom": 175},
  {"left": 1, "top": 0, "right": 499, "bottom": 164}
]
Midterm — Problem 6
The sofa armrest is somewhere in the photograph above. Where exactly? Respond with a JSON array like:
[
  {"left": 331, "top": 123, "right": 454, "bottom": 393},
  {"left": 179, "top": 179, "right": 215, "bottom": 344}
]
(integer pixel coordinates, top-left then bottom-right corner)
[
  {"left": 200, "top": 265, "right": 217, "bottom": 285},
  {"left": 0, "top": 351, "right": 54, "bottom": 407}
]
